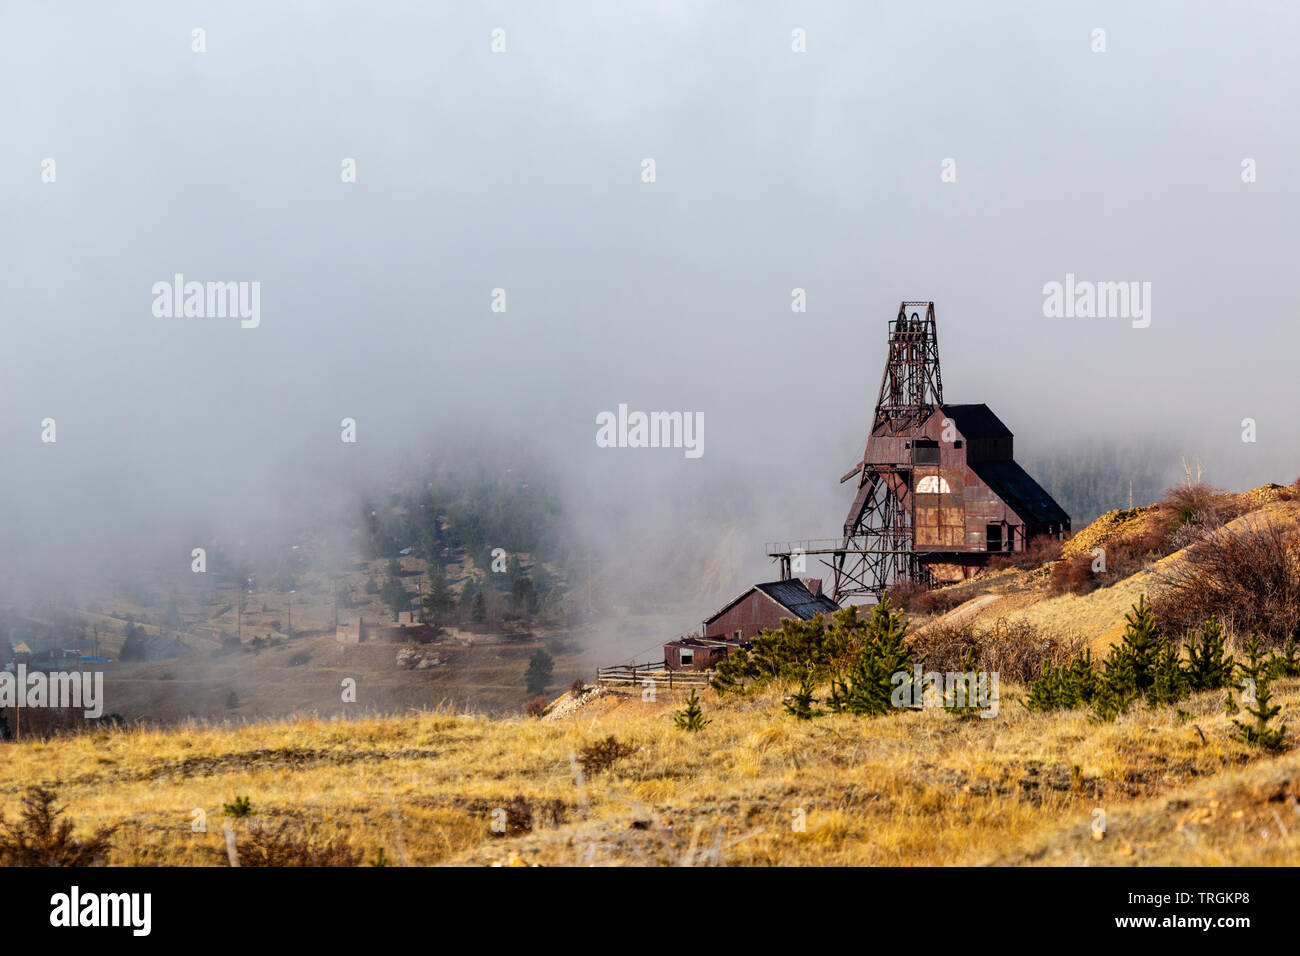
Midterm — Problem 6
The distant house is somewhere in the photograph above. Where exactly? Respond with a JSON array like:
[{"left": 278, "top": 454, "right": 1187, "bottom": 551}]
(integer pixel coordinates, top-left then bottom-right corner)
[
  {"left": 663, "top": 578, "right": 841, "bottom": 671},
  {"left": 336, "top": 618, "right": 369, "bottom": 644},
  {"left": 337, "top": 615, "right": 435, "bottom": 644}
]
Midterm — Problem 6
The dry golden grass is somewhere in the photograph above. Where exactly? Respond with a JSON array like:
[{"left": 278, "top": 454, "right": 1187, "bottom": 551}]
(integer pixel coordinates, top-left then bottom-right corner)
[{"left": 1, "top": 677, "right": 1297, "bottom": 866}]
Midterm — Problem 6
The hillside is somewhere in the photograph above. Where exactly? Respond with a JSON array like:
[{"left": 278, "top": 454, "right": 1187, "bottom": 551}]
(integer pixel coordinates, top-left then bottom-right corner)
[
  {"left": 3, "top": 481, "right": 1299, "bottom": 867},
  {"left": 907, "top": 482, "right": 1300, "bottom": 655},
  {"left": 0, "top": 677, "right": 1296, "bottom": 866}
]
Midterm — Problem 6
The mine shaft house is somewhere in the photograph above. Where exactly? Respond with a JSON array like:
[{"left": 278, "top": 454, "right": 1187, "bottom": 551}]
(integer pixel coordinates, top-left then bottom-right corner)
[{"left": 884, "top": 402, "right": 1070, "bottom": 582}]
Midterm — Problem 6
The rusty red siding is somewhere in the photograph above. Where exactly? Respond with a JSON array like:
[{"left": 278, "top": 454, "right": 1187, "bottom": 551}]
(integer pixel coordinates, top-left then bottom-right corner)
[
  {"left": 665, "top": 641, "right": 734, "bottom": 671},
  {"left": 703, "top": 590, "right": 794, "bottom": 643}
]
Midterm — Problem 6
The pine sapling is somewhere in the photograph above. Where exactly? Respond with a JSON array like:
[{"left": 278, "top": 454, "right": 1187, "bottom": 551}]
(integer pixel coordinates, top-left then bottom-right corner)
[
  {"left": 1147, "top": 642, "right": 1190, "bottom": 708},
  {"left": 1265, "top": 634, "right": 1300, "bottom": 680},
  {"left": 1022, "top": 659, "right": 1063, "bottom": 713},
  {"left": 1186, "top": 616, "right": 1235, "bottom": 690},
  {"left": 842, "top": 595, "right": 915, "bottom": 717},
  {"left": 1092, "top": 650, "right": 1139, "bottom": 723},
  {"left": 674, "top": 689, "right": 711, "bottom": 732},
  {"left": 1231, "top": 636, "right": 1287, "bottom": 752},
  {"left": 784, "top": 670, "right": 823, "bottom": 720},
  {"left": 1118, "top": 594, "right": 1162, "bottom": 694}
]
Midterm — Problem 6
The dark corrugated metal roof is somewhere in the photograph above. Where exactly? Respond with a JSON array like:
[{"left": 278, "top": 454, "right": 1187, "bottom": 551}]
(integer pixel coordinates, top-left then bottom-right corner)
[
  {"left": 969, "top": 459, "right": 1070, "bottom": 524},
  {"left": 940, "top": 404, "right": 1012, "bottom": 440},
  {"left": 755, "top": 580, "right": 841, "bottom": 619}
]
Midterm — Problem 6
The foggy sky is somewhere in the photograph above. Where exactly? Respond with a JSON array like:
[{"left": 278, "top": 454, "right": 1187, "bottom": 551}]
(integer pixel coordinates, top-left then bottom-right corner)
[{"left": 3, "top": 1, "right": 1298, "bottom": 600}]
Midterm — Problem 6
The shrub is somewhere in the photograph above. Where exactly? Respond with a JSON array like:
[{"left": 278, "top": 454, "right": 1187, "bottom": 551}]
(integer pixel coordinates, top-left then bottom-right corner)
[
  {"left": 1156, "top": 483, "right": 1241, "bottom": 539},
  {"left": 1048, "top": 555, "right": 1096, "bottom": 595},
  {"left": 986, "top": 534, "right": 1063, "bottom": 571},
  {"left": 0, "top": 788, "right": 116, "bottom": 866},
  {"left": 1151, "top": 518, "right": 1300, "bottom": 645},
  {"left": 1097, "top": 527, "right": 1168, "bottom": 582},
  {"left": 911, "top": 618, "right": 1073, "bottom": 685},
  {"left": 942, "top": 646, "right": 984, "bottom": 718},
  {"left": 490, "top": 795, "right": 566, "bottom": 836},
  {"left": 524, "top": 696, "right": 549, "bottom": 718},
  {"left": 888, "top": 581, "right": 972, "bottom": 616},
  {"left": 577, "top": 735, "right": 636, "bottom": 774},
  {"left": 225, "top": 821, "right": 363, "bottom": 867}
]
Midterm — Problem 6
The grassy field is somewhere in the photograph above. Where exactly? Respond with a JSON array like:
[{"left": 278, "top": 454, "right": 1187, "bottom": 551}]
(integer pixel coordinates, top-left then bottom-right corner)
[
  {"left": 6, "top": 485, "right": 1298, "bottom": 866},
  {"left": 2, "top": 676, "right": 1296, "bottom": 866}
]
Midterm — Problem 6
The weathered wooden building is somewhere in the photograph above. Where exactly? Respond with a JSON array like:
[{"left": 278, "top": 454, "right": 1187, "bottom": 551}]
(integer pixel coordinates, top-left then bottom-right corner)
[
  {"left": 870, "top": 401, "right": 1070, "bottom": 583},
  {"left": 662, "top": 637, "right": 738, "bottom": 671},
  {"left": 702, "top": 578, "right": 840, "bottom": 644},
  {"left": 662, "top": 578, "right": 840, "bottom": 670}
]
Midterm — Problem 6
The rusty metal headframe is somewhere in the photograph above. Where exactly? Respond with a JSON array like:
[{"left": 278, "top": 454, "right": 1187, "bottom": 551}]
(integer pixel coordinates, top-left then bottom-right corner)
[
  {"left": 831, "top": 302, "right": 943, "bottom": 602},
  {"left": 765, "top": 302, "right": 945, "bottom": 602}
]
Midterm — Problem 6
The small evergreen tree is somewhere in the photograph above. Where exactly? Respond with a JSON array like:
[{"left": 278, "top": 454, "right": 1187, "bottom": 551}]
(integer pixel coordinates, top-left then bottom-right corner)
[
  {"left": 710, "top": 606, "right": 864, "bottom": 695},
  {"left": 1147, "top": 642, "right": 1190, "bottom": 708},
  {"left": 223, "top": 795, "right": 253, "bottom": 818},
  {"left": 837, "top": 596, "right": 915, "bottom": 717},
  {"left": 524, "top": 649, "right": 553, "bottom": 696},
  {"left": 1117, "top": 594, "right": 1162, "bottom": 694},
  {"left": 422, "top": 569, "right": 456, "bottom": 624},
  {"left": 1022, "top": 649, "right": 1098, "bottom": 713},
  {"left": 1063, "top": 648, "right": 1099, "bottom": 706},
  {"left": 1091, "top": 595, "right": 1164, "bottom": 721},
  {"left": 380, "top": 576, "right": 410, "bottom": 621},
  {"left": 119, "top": 618, "right": 149, "bottom": 662},
  {"left": 1230, "top": 636, "right": 1287, "bottom": 752},
  {"left": 511, "top": 576, "right": 537, "bottom": 615},
  {"left": 1185, "top": 616, "right": 1235, "bottom": 690},
  {"left": 784, "top": 670, "right": 822, "bottom": 720},
  {"left": 1022, "top": 659, "right": 1064, "bottom": 713},
  {"left": 674, "top": 689, "right": 711, "bottom": 732},
  {"left": 1265, "top": 634, "right": 1300, "bottom": 680},
  {"left": 711, "top": 645, "right": 758, "bottom": 694},
  {"left": 1092, "top": 649, "right": 1139, "bottom": 722}
]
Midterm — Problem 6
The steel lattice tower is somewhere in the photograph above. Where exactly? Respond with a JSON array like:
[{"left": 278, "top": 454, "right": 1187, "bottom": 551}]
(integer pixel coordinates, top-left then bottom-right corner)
[{"left": 831, "top": 302, "right": 943, "bottom": 601}]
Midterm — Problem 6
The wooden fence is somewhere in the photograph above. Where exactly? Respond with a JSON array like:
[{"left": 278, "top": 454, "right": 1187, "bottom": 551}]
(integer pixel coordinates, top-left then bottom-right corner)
[{"left": 596, "top": 662, "right": 714, "bottom": 689}]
